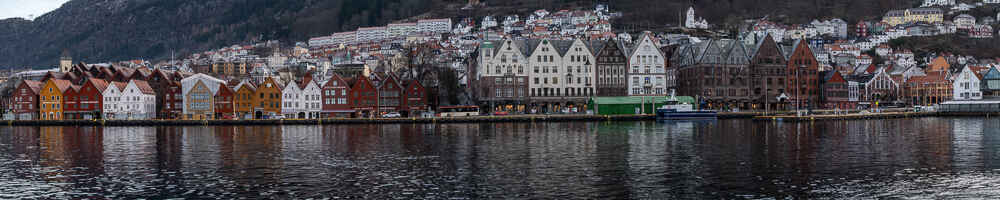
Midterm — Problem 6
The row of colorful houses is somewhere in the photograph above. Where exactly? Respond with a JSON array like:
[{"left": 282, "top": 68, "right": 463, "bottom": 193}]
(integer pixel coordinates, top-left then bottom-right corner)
[{"left": 7, "top": 64, "right": 428, "bottom": 120}]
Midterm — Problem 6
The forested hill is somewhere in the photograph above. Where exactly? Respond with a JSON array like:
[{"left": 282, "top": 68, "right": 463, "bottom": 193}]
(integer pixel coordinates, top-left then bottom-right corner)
[
  {"left": 0, "top": 0, "right": 445, "bottom": 68},
  {"left": 0, "top": 0, "right": 938, "bottom": 68}
]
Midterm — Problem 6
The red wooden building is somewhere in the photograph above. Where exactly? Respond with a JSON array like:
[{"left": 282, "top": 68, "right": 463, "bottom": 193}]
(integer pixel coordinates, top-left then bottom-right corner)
[
  {"left": 162, "top": 80, "right": 184, "bottom": 119},
  {"left": 62, "top": 85, "right": 82, "bottom": 119},
  {"left": 401, "top": 79, "right": 427, "bottom": 117},
  {"left": 377, "top": 75, "right": 403, "bottom": 115},
  {"left": 321, "top": 74, "right": 353, "bottom": 118},
  {"left": 349, "top": 75, "right": 378, "bottom": 118},
  {"left": 785, "top": 40, "right": 821, "bottom": 109},
  {"left": 77, "top": 78, "right": 110, "bottom": 119},
  {"left": 148, "top": 69, "right": 175, "bottom": 119},
  {"left": 214, "top": 83, "right": 236, "bottom": 119},
  {"left": 12, "top": 80, "right": 42, "bottom": 120}
]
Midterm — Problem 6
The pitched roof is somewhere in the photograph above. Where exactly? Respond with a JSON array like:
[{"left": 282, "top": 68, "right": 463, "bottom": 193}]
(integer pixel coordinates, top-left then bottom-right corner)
[
  {"left": 111, "top": 81, "right": 128, "bottom": 91},
  {"left": 984, "top": 67, "right": 1000, "bottom": 80},
  {"left": 585, "top": 40, "right": 607, "bottom": 55},
  {"left": 86, "top": 78, "right": 110, "bottom": 92},
  {"left": 551, "top": 40, "right": 575, "bottom": 56},
  {"left": 69, "top": 85, "right": 82, "bottom": 93},
  {"left": 130, "top": 80, "right": 156, "bottom": 95},
  {"left": 49, "top": 79, "right": 74, "bottom": 92},
  {"left": 21, "top": 80, "right": 42, "bottom": 93},
  {"left": 234, "top": 80, "right": 257, "bottom": 91}
]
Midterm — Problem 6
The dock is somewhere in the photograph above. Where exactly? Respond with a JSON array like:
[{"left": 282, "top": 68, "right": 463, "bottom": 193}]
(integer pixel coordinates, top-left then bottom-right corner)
[
  {"left": 0, "top": 114, "right": 659, "bottom": 127},
  {"left": 6, "top": 111, "right": 1000, "bottom": 126},
  {"left": 752, "top": 112, "right": 938, "bottom": 122}
]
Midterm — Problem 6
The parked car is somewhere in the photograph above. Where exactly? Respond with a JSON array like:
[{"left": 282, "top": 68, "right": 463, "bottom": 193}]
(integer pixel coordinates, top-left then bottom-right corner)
[
  {"left": 382, "top": 112, "right": 401, "bottom": 118},
  {"left": 493, "top": 111, "right": 509, "bottom": 116}
]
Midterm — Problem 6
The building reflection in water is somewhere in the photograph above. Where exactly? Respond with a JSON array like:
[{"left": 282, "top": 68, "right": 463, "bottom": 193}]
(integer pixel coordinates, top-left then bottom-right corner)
[
  {"left": 593, "top": 121, "right": 633, "bottom": 199},
  {"left": 211, "top": 125, "right": 284, "bottom": 188},
  {"left": 951, "top": 118, "right": 984, "bottom": 170},
  {"left": 36, "top": 126, "right": 105, "bottom": 183},
  {"left": 1, "top": 118, "right": 999, "bottom": 199}
]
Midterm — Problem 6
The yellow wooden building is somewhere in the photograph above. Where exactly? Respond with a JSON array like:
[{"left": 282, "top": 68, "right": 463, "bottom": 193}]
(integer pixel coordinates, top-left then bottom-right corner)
[{"left": 39, "top": 79, "right": 74, "bottom": 120}]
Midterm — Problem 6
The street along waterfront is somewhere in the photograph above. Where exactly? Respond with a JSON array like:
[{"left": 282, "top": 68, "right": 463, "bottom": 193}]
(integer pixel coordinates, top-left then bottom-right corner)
[{"left": 2, "top": 118, "right": 999, "bottom": 199}]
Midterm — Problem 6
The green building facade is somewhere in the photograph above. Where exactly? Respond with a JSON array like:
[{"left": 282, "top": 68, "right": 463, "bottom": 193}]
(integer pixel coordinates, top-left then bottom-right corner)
[{"left": 588, "top": 96, "right": 697, "bottom": 115}]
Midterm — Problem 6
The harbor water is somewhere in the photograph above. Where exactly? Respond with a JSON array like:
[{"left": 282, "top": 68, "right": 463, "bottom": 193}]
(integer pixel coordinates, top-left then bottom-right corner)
[{"left": 1, "top": 118, "right": 999, "bottom": 199}]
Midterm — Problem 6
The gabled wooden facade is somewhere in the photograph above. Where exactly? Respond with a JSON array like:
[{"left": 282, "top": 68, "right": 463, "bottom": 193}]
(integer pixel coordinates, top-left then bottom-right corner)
[
  {"left": 214, "top": 83, "right": 236, "bottom": 119},
  {"left": 401, "top": 79, "right": 428, "bottom": 117},
  {"left": 785, "top": 40, "right": 821, "bottom": 109},
  {"left": 254, "top": 77, "right": 283, "bottom": 118},
  {"left": 234, "top": 81, "right": 257, "bottom": 119},
  {"left": 77, "top": 78, "right": 109, "bottom": 119},
  {"left": 377, "top": 75, "right": 403, "bottom": 114},
  {"left": 749, "top": 34, "right": 789, "bottom": 110},
  {"left": 12, "top": 80, "right": 42, "bottom": 120},
  {"left": 39, "top": 79, "right": 73, "bottom": 120},
  {"left": 349, "top": 75, "right": 378, "bottom": 118},
  {"left": 162, "top": 81, "right": 183, "bottom": 119},
  {"left": 322, "top": 74, "right": 353, "bottom": 118}
]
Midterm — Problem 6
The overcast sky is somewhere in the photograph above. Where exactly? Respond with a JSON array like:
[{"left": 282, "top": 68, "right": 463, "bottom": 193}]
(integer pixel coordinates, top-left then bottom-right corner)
[{"left": 0, "top": 0, "right": 70, "bottom": 20}]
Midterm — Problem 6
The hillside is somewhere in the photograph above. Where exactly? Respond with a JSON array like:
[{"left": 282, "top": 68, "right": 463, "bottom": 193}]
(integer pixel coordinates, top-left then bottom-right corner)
[
  {"left": 0, "top": 0, "right": 981, "bottom": 68},
  {"left": 0, "top": 0, "right": 450, "bottom": 68}
]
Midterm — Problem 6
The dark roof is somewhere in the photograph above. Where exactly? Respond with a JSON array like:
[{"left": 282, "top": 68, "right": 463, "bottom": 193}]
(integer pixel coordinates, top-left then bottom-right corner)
[
  {"left": 87, "top": 78, "right": 109, "bottom": 92},
  {"left": 131, "top": 80, "right": 155, "bottom": 95},
  {"left": 551, "top": 40, "right": 574, "bottom": 57},
  {"left": 21, "top": 80, "right": 42, "bottom": 93}
]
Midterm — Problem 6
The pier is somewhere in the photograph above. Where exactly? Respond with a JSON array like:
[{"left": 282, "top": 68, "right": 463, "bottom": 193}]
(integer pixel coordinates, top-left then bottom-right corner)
[{"left": 7, "top": 111, "right": 1000, "bottom": 126}]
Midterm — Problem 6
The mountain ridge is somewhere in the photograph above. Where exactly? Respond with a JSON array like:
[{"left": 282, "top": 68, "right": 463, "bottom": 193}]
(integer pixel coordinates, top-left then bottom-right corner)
[{"left": 0, "top": 0, "right": 963, "bottom": 68}]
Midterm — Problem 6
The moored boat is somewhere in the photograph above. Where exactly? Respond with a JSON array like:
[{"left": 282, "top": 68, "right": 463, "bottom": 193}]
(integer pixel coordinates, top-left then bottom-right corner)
[{"left": 656, "top": 92, "right": 717, "bottom": 120}]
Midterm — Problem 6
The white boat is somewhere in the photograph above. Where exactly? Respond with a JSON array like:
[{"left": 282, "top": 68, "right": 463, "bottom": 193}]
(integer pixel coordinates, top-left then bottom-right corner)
[{"left": 656, "top": 91, "right": 717, "bottom": 120}]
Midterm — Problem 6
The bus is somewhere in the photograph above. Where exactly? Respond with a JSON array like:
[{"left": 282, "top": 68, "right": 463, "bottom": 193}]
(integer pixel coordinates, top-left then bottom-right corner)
[{"left": 437, "top": 106, "right": 481, "bottom": 117}]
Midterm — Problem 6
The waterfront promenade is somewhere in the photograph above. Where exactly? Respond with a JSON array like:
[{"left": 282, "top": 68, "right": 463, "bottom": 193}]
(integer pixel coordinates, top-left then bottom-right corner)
[{"left": 3, "top": 109, "right": 999, "bottom": 126}]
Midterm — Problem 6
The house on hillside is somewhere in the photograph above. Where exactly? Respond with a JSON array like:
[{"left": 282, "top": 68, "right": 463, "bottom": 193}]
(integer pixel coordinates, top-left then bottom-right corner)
[{"left": 953, "top": 65, "right": 983, "bottom": 100}]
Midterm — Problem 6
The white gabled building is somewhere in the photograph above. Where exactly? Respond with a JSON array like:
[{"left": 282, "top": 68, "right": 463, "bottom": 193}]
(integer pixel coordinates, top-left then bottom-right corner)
[
  {"left": 119, "top": 80, "right": 157, "bottom": 119},
  {"left": 561, "top": 38, "right": 596, "bottom": 97},
  {"left": 627, "top": 32, "right": 667, "bottom": 96},
  {"left": 279, "top": 76, "right": 323, "bottom": 119},
  {"left": 302, "top": 78, "right": 323, "bottom": 119},
  {"left": 102, "top": 82, "right": 127, "bottom": 120},
  {"left": 953, "top": 65, "right": 983, "bottom": 100},
  {"left": 281, "top": 79, "right": 303, "bottom": 119},
  {"left": 528, "top": 39, "right": 563, "bottom": 98}
]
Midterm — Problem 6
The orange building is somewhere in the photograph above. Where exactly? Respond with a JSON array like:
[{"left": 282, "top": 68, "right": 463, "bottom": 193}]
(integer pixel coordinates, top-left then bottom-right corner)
[
  {"left": 927, "top": 56, "right": 950, "bottom": 72},
  {"left": 39, "top": 79, "right": 74, "bottom": 120},
  {"left": 234, "top": 80, "right": 257, "bottom": 119},
  {"left": 254, "top": 77, "right": 282, "bottom": 119},
  {"left": 904, "top": 71, "right": 952, "bottom": 106}
]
